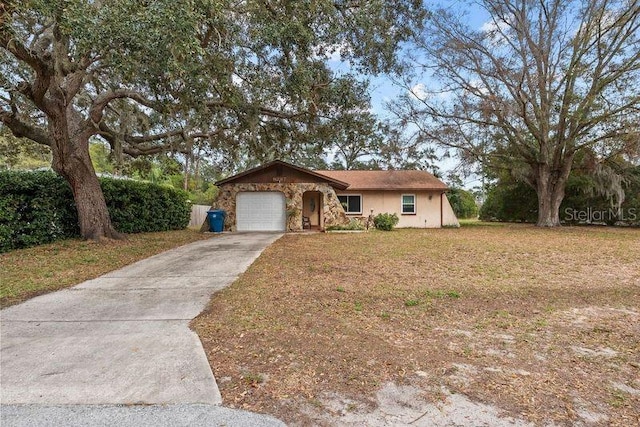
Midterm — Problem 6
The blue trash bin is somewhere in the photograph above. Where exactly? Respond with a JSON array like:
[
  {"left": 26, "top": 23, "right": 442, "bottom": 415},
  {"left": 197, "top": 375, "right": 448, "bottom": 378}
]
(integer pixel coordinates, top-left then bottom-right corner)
[{"left": 207, "top": 210, "right": 226, "bottom": 233}]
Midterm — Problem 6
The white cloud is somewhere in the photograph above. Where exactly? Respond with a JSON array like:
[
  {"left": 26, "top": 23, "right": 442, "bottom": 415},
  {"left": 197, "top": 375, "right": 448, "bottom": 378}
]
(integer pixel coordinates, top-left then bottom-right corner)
[
  {"left": 436, "top": 89, "right": 453, "bottom": 101},
  {"left": 480, "top": 20, "right": 508, "bottom": 33},
  {"left": 409, "top": 83, "right": 429, "bottom": 101},
  {"left": 600, "top": 10, "right": 618, "bottom": 28},
  {"left": 409, "top": 83, "right": 455, "bottom": 102},
  {"left": 407, "top": 83, "right": 454, "bottom": 102},
  {"left": 480, "top": 19, "right": 511, "bottom": 46},
  {"left": 325, "top": 48, "right": 342, "bottom": 62}
]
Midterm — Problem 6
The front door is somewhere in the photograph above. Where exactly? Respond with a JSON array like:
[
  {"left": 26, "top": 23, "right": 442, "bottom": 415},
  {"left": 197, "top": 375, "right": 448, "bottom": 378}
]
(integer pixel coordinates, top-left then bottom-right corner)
[{"left": 302, "top": 192, "right": 321, "bottom": 228}]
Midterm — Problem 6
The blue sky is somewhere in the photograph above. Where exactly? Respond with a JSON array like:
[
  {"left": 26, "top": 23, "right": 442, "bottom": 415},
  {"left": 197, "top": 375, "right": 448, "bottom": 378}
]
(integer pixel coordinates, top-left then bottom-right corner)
[
  {"left": 367, "top": 1, "right": 491, "bottom": 116},
  {"left": 328, "top": 1, "right": 491, "bottom": 189}
]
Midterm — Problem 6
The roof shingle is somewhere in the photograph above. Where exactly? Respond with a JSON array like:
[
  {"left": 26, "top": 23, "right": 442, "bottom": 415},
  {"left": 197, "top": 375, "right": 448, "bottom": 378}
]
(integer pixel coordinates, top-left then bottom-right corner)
[{"left": 315, "top": 170, "right": 448, "bottom": 191}]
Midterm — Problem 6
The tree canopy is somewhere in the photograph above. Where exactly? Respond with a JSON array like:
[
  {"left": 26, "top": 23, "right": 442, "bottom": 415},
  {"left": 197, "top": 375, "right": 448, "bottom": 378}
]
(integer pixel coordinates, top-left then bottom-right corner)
[
  {"left": 392, "top": 0, "right": 640, "bottom": 226},
  {"left": 1, "top": 0, "right": 424, "bottom": 239}
]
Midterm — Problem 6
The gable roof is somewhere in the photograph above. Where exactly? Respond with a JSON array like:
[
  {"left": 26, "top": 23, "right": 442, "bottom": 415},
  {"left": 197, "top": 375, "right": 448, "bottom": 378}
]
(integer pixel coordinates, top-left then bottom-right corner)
[
  {"left": 216, "top": 159, "right": 350, "bottom": 190},
  {"left": 315, "top": 169, "right": 448, "bottom": 191}
]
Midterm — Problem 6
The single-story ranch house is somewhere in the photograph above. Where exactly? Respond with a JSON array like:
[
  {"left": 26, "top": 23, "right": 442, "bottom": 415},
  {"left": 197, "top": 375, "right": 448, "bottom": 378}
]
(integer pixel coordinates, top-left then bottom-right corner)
[{"left": 211, "top": 160, "right": 459, "bottom": 232}]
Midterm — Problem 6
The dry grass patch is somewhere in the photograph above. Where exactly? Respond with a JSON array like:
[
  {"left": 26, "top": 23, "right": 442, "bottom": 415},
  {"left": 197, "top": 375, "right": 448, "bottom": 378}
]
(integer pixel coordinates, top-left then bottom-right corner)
[
  {"left": 1, "top": 229, "right": 212, "bottom": 308},
  {"left": 192, "top": 226, "right": 640, "bottom": 426}
]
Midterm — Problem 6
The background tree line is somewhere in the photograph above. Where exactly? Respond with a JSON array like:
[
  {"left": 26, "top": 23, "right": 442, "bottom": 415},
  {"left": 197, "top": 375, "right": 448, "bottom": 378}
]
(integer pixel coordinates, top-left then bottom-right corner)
[{"left": 480, "top": 155, "right": 640, "bottom": 225}]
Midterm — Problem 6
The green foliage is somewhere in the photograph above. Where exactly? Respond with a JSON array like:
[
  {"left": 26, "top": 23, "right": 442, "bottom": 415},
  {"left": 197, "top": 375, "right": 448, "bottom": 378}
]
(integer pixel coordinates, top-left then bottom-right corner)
[
  {"left": 326, "top": 218, "right": 365, "bottom": 231},
  {"left": 89, "top": 141, "right": 114, "bottom": 174},
  {"left": 373, "top": 213, "right": 399, "bottom": 231},
  {"left": 100, "top": 179, "right": 191, "bottom": 233},
  {"left": 0, "top": 171, "right": 191, "bottom": 252},
  {"left": 5, "top": 0, "right": 424, "bottom": 172},
  {"left": 0, "top": 128, "right": 51, "bottom": 170},
  {"left": 561, "top": 169, "right": 640, "bottom": 225},
  {"left": 479, "top": 182, "right": 538, "bottom": 223},
  {"left": 393, "top": 1, "right": 640, "bottom": 226},
  {"left": 0, "top": 170, "right": 79, "bottom": 252},
  {"left": 447, "top": 188, "right": 479, "bottom": 219},
  {"left": 188, "top": 184, "right": 219, "bottom": 205},
  {"left": 4, "top": 0, "right": 425, "bottom": 240},
  {"left": 480, "top": 166, "right": 640, "bottom": 225}
]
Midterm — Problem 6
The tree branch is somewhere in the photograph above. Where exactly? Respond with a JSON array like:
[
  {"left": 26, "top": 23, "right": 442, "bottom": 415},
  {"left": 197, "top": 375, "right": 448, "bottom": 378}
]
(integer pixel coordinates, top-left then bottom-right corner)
[
  {"left": 206, "top": 100, "right": 309, "bottom": 120},
  {"left": 0, "top": 110, "right": 51, "bottom": 146},
  {"left": 0, "top": 29, "right": 46, "bottom": 72},
  {"left": 89, "top": 90, "right": 163, "bottom": 124}
]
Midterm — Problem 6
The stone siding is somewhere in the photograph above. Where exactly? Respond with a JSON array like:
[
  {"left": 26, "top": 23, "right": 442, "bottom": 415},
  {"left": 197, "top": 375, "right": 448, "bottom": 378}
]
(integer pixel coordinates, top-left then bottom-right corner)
[{"left": 212, "top": 183, "right": 349, "bottom": 231}]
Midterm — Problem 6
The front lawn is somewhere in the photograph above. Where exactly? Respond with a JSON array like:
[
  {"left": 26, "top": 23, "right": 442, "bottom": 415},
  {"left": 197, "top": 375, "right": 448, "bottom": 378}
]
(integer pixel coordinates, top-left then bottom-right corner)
[
  {"left": 192, "top": 225, "right": 640, "bottom": 425},
  {"left": 0, "top": 229, "right": 212, "bottom": 308}
]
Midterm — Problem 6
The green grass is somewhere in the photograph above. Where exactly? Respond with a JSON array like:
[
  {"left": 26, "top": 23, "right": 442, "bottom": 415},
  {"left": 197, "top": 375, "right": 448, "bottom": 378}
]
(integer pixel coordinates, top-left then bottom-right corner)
[{"left": 0, "top": 229, "right": 212, "bottom": 308}]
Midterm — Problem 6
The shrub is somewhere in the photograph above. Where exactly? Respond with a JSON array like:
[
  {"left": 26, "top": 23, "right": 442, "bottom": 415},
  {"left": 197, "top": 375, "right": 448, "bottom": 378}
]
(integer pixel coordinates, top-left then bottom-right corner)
[
  {"left": 326, "top": 218, "right": 365, "bottom": 231},
  {"left": 101, "top": 178, "right": 191, "bottom": 233},
  {"left": 0, "top": 170, "right": 78, "bottom": 252},
  {"left": 188, "top": 184, "right": 219, "bottom": 205},
  {"left": 0, "top": 170, "right": 191, "bottom": 252},
  {"left": 373, "top": 212, "right": 399, "bottom": 231},
  {"left": 479, "top": 182, "right": 538, "bottom": 222}
]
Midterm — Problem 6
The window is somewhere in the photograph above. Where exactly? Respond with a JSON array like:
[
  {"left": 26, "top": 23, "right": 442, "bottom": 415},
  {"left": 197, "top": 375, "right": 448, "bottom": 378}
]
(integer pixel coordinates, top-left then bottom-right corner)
[
  {"left": 402, "top": 194, "right": 416, "bottom": 214},
  {"left": 338, "top": 195, "right": 362, "bottom": 214}
]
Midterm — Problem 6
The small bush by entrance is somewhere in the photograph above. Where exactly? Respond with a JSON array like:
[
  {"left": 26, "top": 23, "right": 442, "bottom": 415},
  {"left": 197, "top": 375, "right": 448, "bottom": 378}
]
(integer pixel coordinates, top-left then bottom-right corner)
[{"left": 373, "top": 213, "right": 399, "bottom": 231}]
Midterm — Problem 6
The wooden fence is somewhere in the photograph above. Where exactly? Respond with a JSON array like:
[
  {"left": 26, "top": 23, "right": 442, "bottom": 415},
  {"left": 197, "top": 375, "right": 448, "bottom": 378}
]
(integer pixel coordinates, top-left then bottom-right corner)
[{"left": 189, "top": 204, "right": 211, "bottom": 228}]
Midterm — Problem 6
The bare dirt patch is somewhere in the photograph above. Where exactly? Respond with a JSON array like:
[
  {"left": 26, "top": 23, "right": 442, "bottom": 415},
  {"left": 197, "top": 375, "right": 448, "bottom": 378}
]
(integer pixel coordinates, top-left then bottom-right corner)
[{"left": 192, "top": 226, "right": 640, "bottom": 426}]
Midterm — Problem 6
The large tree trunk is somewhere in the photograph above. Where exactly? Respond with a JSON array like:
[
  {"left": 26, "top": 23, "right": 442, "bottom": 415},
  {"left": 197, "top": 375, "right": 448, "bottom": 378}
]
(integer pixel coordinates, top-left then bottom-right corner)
[
  {"left": 535, "top": 183, "right": 565, "bottom": 227},
  {"left": 50, "top": 122, "right": 123, "bottom": 241},
  {"left": 533, "top": 158, "right": 573, "bottom": 227}
]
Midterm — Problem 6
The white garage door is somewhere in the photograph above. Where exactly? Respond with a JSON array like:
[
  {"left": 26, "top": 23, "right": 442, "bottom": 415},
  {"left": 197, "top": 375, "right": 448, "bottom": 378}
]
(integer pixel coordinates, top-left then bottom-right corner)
[{"left": 236, "top": 192, "right": 286, "bottom": 231}]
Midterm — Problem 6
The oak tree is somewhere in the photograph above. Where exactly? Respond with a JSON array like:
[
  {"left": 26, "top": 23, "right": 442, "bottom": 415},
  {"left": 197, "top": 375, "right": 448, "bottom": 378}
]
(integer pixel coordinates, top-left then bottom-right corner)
[
  {"left": 1, "top": 0, "right": 423, "bottom": 239},
  {"left": 393, "top": 0, "right": 640, "bottom": 226}
]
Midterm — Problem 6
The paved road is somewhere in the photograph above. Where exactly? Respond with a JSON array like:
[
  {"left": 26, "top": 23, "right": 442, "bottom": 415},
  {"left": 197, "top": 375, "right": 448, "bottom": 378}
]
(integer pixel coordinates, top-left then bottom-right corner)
[
  {"left": 1, "top": 404, "right": 285, "bottom": 427},
  {"left": 1, "top": 232, "right": 285, "bottom": 426}
]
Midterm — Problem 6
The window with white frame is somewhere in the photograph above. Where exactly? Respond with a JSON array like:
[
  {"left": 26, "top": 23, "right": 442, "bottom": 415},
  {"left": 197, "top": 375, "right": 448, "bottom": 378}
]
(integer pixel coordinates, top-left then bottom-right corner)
[
  {"left": 401, "top": 194, "right": 416, "bottom": 214},
  {"left": 338, "top": 195, "right": 362, "bottom": 214}
]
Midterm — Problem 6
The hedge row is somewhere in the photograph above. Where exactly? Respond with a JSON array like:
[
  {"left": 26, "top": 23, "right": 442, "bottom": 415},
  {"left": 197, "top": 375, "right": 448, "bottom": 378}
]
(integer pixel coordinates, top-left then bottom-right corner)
[{"left": 0, "top": 170, "right": 191, "bottom": 252}]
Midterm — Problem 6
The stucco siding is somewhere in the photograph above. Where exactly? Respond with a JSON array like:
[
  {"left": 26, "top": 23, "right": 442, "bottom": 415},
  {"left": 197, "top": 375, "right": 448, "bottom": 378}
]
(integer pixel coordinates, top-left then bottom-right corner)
[
  {"left": 336, "top": 190, "right": 446, "bottom": 228},
  {"left": 442, "top": 193, "right": 460, "bottom": 227}
]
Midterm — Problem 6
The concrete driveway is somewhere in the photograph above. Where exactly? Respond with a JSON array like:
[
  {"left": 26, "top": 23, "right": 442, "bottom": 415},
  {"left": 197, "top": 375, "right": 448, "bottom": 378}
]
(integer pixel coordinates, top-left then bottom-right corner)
[{"left": 1, "top": 232, "right": 285, "bottom": 425}]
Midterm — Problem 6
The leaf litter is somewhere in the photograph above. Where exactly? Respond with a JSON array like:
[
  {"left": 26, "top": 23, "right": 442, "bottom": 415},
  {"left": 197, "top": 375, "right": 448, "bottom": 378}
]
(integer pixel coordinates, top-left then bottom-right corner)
[{"left": 191, "top": 226, "right": 640, "bottom": 426}]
